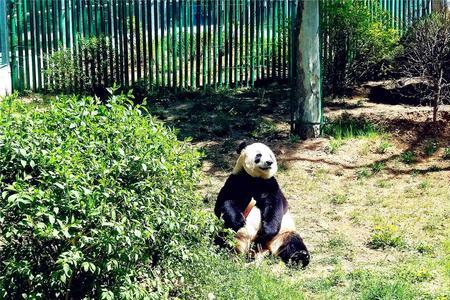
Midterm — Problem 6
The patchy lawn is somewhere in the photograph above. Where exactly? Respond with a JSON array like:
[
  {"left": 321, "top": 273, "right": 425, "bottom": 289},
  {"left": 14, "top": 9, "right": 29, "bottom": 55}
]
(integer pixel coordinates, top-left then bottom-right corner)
[{"left": 150, "top": 85, "right": 450, "bottom": 299}]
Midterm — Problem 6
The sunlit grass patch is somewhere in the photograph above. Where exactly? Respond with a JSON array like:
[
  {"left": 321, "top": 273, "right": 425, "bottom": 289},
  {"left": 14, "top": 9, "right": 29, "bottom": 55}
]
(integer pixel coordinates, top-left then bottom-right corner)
[
  {"left": 349, "top": 270, "right": 416, "bottom": 300},
  {"left": 368, "top": 224, "right": 406, "bottom": 250},
  {"left": 330, "top": 193, "right": 348, "bottom": 205},
  {"left": 323, "top": 114, "right": 382, "bottom": 140}
]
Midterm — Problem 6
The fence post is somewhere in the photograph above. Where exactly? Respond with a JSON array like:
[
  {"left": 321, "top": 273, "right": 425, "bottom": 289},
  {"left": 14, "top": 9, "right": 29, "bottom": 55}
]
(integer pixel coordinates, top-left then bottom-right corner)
[
  {"left": 8, "top": 0, "right": 18, "bottom": 92},
  {"left": 432, "top": 0, "right": 443, "bottom": 10}
]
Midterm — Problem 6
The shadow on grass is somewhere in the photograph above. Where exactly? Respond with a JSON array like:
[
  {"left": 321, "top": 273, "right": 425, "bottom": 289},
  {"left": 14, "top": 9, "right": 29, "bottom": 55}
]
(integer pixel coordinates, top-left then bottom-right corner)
[
  {"left": 280, "top": 115, "right": 450, "bottom": 176},
  {"left": 145, "top": 84, "right": 450, "bottom": 177},
  {"left": 146, "top": 85, "right": 293, "bottom": 173}
]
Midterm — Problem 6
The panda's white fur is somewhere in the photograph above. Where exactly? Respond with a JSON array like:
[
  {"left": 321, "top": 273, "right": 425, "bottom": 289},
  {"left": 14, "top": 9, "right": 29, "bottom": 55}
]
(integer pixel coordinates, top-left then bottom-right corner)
[
  {"left": 235, "top": 200, "right": 297, "bottom": 257},
  {"left": 232, "top": 142, "right": 277, "bottom": 179}
]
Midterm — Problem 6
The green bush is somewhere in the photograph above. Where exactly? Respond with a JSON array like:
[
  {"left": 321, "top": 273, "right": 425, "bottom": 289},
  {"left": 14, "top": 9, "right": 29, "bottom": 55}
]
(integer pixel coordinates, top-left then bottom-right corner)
[
  {"left": 0, "top": 93, "right": 219, "bottom": 298},
  {"left": 321, "top": 1, "right": 400, "bottom": 95},
  {"left": 46, "top": 36, "right": 115, "bottom": 94}
]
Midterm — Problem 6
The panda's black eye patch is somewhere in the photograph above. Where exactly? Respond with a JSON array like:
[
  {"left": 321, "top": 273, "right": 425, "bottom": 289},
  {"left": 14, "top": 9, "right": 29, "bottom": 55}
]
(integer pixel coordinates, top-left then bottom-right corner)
[{"left": 255, "top": 153, "right": 262, "bottom": 163}]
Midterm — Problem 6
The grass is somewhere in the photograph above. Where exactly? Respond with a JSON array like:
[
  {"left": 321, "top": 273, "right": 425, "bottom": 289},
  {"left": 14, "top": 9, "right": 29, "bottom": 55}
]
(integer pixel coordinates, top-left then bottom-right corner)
[
  {"left": 322, "top": 114, "right": 381, "bottom": 140},
  {"left": 443, "top": 147, "right": 450, "bottom": 159},
  {"left": 401, "top": 150, "right": 417, "bottom": 164},
  {"left": 323, "top": 114, "right": 384, "bottom": 153},
  {"left": 424, "top": 140, "right": 438, "bottom": 157},
  {"left": 368, "top": 224, "right": 406, "bottom": 250}
]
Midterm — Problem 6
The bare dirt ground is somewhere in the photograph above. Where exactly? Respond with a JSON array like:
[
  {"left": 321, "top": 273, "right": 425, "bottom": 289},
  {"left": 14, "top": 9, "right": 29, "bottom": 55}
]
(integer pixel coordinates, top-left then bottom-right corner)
[{"left": 150, "top": 85, "right": 450, "bottom": 298}]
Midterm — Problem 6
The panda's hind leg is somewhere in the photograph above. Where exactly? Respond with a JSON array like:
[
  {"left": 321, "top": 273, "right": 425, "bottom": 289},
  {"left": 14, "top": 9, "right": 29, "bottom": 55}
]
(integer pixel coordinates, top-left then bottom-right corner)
[
  {"left": 275, "top": 232, "right": 310, "bottom": 267},
  {"left": 269, "top": 212, "right": 310, "bottom": 267}
]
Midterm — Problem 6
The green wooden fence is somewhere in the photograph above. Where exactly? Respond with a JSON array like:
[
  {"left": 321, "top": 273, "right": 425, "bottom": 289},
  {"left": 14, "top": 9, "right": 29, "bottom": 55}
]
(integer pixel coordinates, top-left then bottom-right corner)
[
  {"left": 365, "top": 0, "right": 433, "bottom": 34},
  {"left": 8, "top": 0, "right": 298, "bottom": 93},
  {"left": 7, "top": 0, "right": 434, "bottom": 93},
  {"left": 0, "top": 0, "right": 8, "bottom": 67}
]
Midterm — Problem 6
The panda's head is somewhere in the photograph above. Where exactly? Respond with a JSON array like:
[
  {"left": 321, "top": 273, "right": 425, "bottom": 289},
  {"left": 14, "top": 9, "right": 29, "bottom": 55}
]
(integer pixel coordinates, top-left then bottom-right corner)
[{"left": 233, "top": 142, "right": 278, "bottom": 179}]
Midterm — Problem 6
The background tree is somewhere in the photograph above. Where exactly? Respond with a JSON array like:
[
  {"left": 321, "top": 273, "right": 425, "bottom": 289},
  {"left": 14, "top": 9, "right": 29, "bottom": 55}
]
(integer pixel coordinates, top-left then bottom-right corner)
[
  {"left": 292, "top": 0, "right": 322, "bottom": 139},
  {"left": 400, "top": 11, "right": 450, "bottom": 122}
]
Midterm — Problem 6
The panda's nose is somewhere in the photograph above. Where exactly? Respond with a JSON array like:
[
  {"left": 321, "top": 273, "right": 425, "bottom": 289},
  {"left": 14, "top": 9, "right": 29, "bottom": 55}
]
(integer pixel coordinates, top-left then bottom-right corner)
[{"left": 266, "top": 160, "right": 273, "bottom": 166}]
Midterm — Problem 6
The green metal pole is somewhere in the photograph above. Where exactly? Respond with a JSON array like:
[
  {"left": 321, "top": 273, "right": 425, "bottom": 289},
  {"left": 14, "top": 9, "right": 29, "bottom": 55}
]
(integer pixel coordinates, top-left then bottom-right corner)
[
  {"left": 154, "top": 0, "right": 160, "bottom": 88},
  {"left": 250, "top": 0, "right": 254, "bottom": 86},
  {"left": 10, "top": 0, "right": 19, "bottom": 92},
  {"left": 29, "top": 0, "right": 37, "bottom": 91},
  {"left": 35, "top": 0, "right": 43, "bottom": 90},
  {"left": 173, "top": 0, "right": 177, "bottom": 90},
  {"left": 135, "top": 0, "right": 141, "bottom": 81},
  {"left": 224, "top": 0, "right": 229, "bottom": 87}
]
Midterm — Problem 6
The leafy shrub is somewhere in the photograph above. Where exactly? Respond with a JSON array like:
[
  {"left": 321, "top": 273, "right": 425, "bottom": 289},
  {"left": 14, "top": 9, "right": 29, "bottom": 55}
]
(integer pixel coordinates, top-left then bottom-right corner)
[
  {"left": 321, "top": 1, "right": 400, "bottom": 95},
  {"left": 0, "top": 93, "right": 220, "bottom": 298},
  {"left": 46, "top": 36, "right": 115, "bottom": 95}
]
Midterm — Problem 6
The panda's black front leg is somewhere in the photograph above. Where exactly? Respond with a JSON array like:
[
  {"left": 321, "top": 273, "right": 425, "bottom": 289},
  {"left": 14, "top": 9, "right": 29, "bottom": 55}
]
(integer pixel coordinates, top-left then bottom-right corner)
[
  {"left": 220, "top": 200, "right": 246, "bottom": 231},
  {"left": 254, "top": 195, "right": 284, "bottom": 249}
]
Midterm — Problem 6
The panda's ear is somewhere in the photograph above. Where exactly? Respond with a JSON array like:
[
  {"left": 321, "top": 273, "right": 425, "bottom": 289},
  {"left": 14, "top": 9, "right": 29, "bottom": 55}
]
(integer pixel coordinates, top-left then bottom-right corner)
[{"left": 237, "top": 141, "right": 247, "bottom": 154}]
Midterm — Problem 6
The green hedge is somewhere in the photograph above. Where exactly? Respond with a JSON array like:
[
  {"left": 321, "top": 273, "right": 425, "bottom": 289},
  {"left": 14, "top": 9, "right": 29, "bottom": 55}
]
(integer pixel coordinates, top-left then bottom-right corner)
[{"left": 0, "top": 93, "right": 217, "bottom": 299}]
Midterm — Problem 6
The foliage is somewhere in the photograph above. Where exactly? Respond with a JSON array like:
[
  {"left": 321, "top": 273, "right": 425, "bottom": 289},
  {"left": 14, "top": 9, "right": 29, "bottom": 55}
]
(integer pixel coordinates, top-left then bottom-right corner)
[
  {"left": 45, "top": 36, "right": 115, "bottom": 95},
  {"left": 400, "top": 11, "right": 450, "bottom": 122},
  {"left": 0, "top": 93, "right": 221, "bottom": 299},
  {"left": 321, "top": 0, "right": 400, "bottom": 96}
]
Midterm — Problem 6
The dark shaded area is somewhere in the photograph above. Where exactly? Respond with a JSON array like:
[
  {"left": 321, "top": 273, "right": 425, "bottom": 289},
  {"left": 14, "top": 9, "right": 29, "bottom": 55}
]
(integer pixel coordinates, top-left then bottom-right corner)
[
  {"left": 145, "top": 85, "right": 293, "bottom": 173},
  {"left": 281, "top": 114, "right": 450, "bottom": 177},
  {"left": 366, "top": 80, "right": 430, "bottom": 105}
]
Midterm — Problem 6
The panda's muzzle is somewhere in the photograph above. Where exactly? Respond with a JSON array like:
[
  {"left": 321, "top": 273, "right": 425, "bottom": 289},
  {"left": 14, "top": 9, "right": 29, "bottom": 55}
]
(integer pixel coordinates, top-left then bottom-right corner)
[{"left": 259, "top": 161, "right": 273, "bottom": 170}]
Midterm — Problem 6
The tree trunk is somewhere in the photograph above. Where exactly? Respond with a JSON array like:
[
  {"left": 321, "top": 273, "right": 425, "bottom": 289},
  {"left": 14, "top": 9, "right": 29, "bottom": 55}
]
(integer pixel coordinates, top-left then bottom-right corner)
[
  {"left": 432, "top": 0, "right": 443, "bottom": 11},
  {"left": 291, "top": 0, "right": 322, "bottom": 139}
]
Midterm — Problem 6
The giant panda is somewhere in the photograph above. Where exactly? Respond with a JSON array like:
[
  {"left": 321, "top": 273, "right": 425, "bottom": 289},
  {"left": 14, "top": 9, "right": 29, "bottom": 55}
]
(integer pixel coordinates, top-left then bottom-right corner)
[{"left": 214, "top": 141, "right": 310, "bottom": 267}]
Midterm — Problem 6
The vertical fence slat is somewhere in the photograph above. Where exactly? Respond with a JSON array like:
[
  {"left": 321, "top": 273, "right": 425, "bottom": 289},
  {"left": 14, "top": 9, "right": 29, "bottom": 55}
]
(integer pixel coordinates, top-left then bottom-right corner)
[
  {"left": 233, "top": 0, "right": 238, "bottom": 86},
  {"left": 29, "top": 0, "right": 37, "bottom": 90},
  {"left": 224, "top": 0, "right": 229, "bottom": 87},
  {"left": 172, "top": 0, "right": 177, "bottom": 89},
  {"left": 154, "top": 0, "right": 159, "bottom": 87},
  {"left": 177, "top": 1, "right": 185, "bottom": 89},
  {"left": 202, "top": 0, "right": 207, "bottom": 88},
  {"left": 23, "top": 0, "right": 30, "bottom": 90},
  {"left": 10, "top": 0, "right": 19, "bottom": 91},
  {"left": 35, "top": 0, "right": 43, "bottom": 90},
  {"left": 17, "top": 0, "right": 25, "bottom": 91},
  {"left": 146, "top": 0, "right": 152, "bottom": 86}
]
